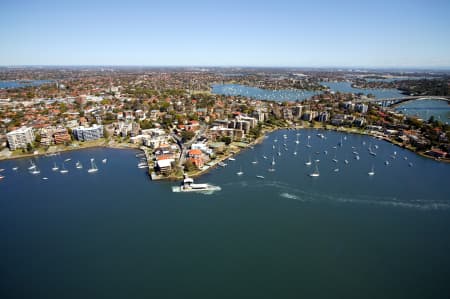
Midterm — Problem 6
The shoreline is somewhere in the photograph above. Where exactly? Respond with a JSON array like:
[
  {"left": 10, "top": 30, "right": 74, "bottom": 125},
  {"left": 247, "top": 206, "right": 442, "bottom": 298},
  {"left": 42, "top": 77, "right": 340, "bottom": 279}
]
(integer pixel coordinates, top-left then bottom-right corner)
[
  {"left": 0, "top": 139, "right": 141, "bottom": 162},
  {"left": 1, "top": 126, "right": 448, "bottom": 178}
]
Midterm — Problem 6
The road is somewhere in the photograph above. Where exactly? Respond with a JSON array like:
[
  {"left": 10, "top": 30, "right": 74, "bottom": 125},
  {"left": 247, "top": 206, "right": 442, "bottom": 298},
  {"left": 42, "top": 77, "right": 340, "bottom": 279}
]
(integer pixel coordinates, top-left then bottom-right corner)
[{"left": 174, "top": 125, "right": 207, "bottom": 167}]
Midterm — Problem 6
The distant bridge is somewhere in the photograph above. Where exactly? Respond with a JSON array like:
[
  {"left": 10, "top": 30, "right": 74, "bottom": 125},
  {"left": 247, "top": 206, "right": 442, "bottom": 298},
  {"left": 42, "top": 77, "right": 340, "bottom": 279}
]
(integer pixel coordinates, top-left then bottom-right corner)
[{"left": 355, "top": 96, "right": 450, "bottom": 107}]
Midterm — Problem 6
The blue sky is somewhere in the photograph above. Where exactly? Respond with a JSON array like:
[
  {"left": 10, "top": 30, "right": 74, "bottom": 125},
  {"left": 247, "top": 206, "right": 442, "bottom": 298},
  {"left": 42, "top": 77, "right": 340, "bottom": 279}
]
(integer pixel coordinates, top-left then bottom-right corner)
[{"left": 1, "top": 0, "right": 449, "bottom": 67}]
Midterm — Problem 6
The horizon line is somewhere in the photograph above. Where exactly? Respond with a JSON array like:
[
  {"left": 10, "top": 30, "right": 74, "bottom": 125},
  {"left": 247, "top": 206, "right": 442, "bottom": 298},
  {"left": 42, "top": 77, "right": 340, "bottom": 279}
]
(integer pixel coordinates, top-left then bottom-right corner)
[{"left": 1, "top": 64, "right": 450, "bottom": 71}]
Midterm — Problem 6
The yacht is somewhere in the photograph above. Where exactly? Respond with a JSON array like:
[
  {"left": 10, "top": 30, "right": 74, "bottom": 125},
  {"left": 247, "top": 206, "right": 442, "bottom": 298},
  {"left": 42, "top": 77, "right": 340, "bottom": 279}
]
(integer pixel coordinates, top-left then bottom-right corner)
[
  {"left": 309, "top": 164, "right": 320, "bottom": 177},
  {"left": 28, "top": 160, "right": 36, "bottom": 170},
  {"left": 52, "top": 162, "right": 59, "bottom": 171},
  {"left": 60, "top": 163, "right": 68, "bottom": 174},
  {"left": 305, "top": 157, "right": 312, "bottom": 166},
  {"left": 88, "top": 158, "right": 98, "bottom": 173},
  {"left": 236, "top": 166, "right": 244, "bottom": 176},
  {"left": 173, "top": 175, "right": 221, "bottom": 193}
]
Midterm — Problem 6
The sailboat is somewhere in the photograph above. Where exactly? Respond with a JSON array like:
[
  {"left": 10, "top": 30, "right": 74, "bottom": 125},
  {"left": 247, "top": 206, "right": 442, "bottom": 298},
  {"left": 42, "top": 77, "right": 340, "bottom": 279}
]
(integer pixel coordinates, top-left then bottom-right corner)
[
  {"left": 306, "top": 136, "right": 312, "bottom": 148},
  {"left": 295, "top": 135, "right": 300, "bottom": 144},
  {"left": 88, "top": 158, "right": 98, "bottom": 173},
  {"left": 309, "top": 164, "right": 320, "bottom": 177},
  {"left": 271, "top": 156, "right": 276, "bottom": 166},
  {"left": 251, "top": 157, "right": 258, "bottom": 164},
  {"left": 52, "top": 162, "right": 59, "bottom": 171},
  {"left": 30, "top": 165, "right": 40, "bottom": 175},
  {"left": 60, "top": 163, "right": 68, "bottom": 174},
  {"left": 28, "top": 160, "right": 36, "bottom": 170},
  {"left": 76, "top": 161, "right": 83, "bottom": 169},
  {"left": 236, "top": 166, "right": 244, "bottom": 176},
  {"left": 305, "top": 156, "right": 312, "bottom": 166},
  {"left": 102, "top": 158, "right": 107, "bottom": 164},
  {"left": 368, "top": 166, "right": 375, "bottom": 176}
]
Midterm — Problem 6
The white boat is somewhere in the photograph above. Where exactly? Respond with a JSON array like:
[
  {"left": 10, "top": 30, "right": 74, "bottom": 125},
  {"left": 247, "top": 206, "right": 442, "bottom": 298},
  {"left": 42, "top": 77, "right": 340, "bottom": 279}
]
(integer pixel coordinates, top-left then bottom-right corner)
[
  {"left": 28, "top": 160, "right": 36, "bottom": 170},
  {"left": 305, "top": 156, "right": 312, "bottom": 166},
  {"left": 262, "top": 155, "right": 268, "bottom": 160},
  {"left": 385, "top": 161, "right": 389, "bottom": 165},
  {"left": 251, "top": 157, "right": 258, "bottom": 164},
  {"left": 64, "top": 158, "right": 71, "bottom": 162},
  {"left": 368, "top": 166, "right": 375, "bottom": 176},
  {"left": 42, "top": 177, "right": 48, "bottom": 180},
  {"left": 228, "top": 157, "right": 236, "bottom": 161},
  {"left": 236, "top": 166, "right": 244, "bottom": 176},
  {"left": 408, "top": 162, "right": 413, "bottom": 167},
  {"left": 172, "top": 175, "right": 221, "bottom": 193},
  {"left": 76, "top": 161, "right": 83, "bottom": 169},
  {"left": 344, "top": 160, "right": 349, "bottom": 164},
  {"left": 52, "top": 162, "right": 59, "bottom": 171},
  {"left": 60, "top": 163, "right": 68, "bottom": 174},
  {"left": 332, "top": 158, "right": 338, "bottom": 163},
  {"left": 271, "top": 156, "right": 276, "bottom": 166},
  {"left": 355, "top": 155, "right": 360, "bottom": 160},
  {"left": 30, "top": 167, "right": 40, "bottom": 175},
  {"left": 268, "top": 168, "right": 275, "bottom": 172},
  {"left": 102, "top": 158, "right": 107, "bottom": 164},
  {"left": 334, "top": 168, "right": 339, "bottom": 172},
  {"left": 256, "top": 175, "right": 265, "bottom": 179},
  {"left": 12, "top": 166, "right": 19, "bottom": 171},
  {"left": 295, "top": 135, "right": 300, "bottom": 144},
  {"left": 137, "top": 161, "right": 148, "bottom": 168},
  {"left": 0, "top": 175, "right": 4, "bottom": 180},
  {"left": 309, "top": 164, "right": 320, "bottom": 177},
  {"left": 88, "top": 158, "right": 98, "bottom": 173},
  {"left": 0, "top": 168, "right": 4, "bottom": 172},
  {"left": 218, "top": 162, "right": 227, "bottom": 167}
]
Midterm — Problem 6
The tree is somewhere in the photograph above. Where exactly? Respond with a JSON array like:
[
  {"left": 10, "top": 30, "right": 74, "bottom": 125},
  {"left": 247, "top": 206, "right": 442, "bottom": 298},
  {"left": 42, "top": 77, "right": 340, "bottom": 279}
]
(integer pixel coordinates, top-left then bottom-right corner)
[
  {"left": 181, "top": 130, "right": 195, "bottom": 143},
  {"left": 220, "top": 136, "right": 232, "bottom": 145}
]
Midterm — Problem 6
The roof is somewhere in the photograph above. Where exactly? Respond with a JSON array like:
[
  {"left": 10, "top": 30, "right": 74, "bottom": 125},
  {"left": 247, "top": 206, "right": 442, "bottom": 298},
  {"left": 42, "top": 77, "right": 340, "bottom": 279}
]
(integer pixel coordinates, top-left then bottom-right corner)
[
  {"left": 157, "top": 159, "right": 172, "bottom": 168},
  {"left": 188, "top": 149, "right": 202, "bottom": 155}
]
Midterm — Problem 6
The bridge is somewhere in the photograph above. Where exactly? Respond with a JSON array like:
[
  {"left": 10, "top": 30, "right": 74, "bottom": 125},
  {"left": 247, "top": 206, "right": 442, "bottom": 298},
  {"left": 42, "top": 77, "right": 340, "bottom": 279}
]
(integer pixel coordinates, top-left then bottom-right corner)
[{"left": 355, "top": 95, "right": 450, "bottom": 107}]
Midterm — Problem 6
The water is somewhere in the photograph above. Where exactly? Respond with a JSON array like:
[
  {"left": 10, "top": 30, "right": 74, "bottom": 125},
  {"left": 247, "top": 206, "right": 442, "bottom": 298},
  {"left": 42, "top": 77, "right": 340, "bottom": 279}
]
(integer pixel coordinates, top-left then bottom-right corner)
[
  {"left": 320, "top": 81, "right": 404, "bottom": 98},
  {"left": 212, "top": 82, "right": 404, "bottom": 101},
  {"left": 211, "top": 83, "right": 320, "bottom": 101},
  {"left": 0, "top": 80, "right": 53, "bottom": 89},
  {"left": 395, "top": 99, "right": 450, "bottom": 123},
  {"left": 1, "top": 132, "right": 450, "bottom": 299}
]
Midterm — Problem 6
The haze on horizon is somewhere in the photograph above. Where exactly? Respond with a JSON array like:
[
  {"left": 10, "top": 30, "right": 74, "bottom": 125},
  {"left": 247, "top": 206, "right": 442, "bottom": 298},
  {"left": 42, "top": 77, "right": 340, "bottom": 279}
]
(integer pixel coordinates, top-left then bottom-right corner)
[{"left": 1, "top": 0, "right": 449, "bottom": 68}]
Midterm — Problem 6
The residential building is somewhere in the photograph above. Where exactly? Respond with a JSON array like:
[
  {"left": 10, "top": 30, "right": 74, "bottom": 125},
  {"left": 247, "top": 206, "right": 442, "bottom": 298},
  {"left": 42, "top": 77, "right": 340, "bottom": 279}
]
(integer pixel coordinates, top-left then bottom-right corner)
[
  {"left": 73, "top": 124, "right": 104, "bottom": 141},
  {"left": 6, "top": 126, "right": 35, "bottom": 150}
]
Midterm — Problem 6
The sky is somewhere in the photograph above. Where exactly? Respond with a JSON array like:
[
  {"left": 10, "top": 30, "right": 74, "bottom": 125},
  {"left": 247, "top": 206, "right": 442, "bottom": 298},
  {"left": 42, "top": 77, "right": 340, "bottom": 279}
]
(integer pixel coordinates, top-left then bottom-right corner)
[{"left": 1, "top": 0, "right": 449, "bottom": 68}]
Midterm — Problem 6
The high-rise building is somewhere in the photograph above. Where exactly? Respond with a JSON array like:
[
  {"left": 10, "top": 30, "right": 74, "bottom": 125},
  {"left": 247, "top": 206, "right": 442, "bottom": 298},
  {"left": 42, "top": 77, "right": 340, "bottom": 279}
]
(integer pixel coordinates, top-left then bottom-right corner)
[
  {"left": 72, "top": 125, "right": 104, "bottom": 141},
  {"left": 6, "top": 127, "right": 35, "bottom": 150}
]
